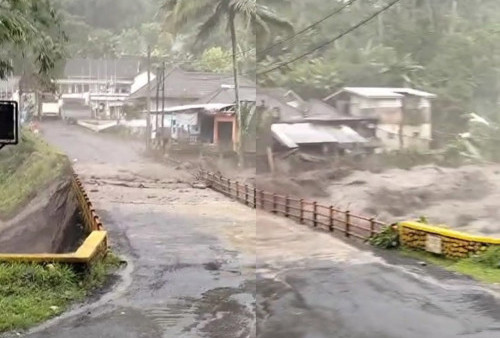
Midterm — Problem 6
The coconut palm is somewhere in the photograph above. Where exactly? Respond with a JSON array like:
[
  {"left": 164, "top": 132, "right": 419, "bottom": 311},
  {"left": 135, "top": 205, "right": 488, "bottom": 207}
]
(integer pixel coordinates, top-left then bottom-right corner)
[{"left": 162, "top": 0, "right": 292, "bottom": 165}]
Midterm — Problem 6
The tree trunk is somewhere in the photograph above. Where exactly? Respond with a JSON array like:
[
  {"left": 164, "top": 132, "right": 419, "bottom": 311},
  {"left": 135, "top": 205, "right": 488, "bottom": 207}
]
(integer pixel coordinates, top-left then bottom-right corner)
[{"left": 229, "top": 8, "right": 243, "bottom": 167}]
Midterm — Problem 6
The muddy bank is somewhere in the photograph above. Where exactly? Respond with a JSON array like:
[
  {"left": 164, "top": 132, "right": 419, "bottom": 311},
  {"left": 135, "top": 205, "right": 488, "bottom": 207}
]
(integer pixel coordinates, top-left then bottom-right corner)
[{"left": 0, "top": 173, "right": 84, "bottom": 254}]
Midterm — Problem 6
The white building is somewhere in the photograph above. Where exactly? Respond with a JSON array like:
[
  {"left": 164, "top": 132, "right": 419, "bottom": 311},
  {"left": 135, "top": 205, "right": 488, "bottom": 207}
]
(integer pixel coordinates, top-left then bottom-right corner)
[{"left": 324, "top": 87, "right": 436, "bottom": 151}]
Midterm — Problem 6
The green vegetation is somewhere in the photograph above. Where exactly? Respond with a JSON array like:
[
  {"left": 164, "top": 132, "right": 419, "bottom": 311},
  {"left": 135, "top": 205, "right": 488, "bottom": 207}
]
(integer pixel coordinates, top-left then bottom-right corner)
[
  {"left": 369, "top": 225, "right": 400, "bottom": 249},
  {"left": 0, "top": 254, "right": 122, "bottom": 333},
  {"left": 258, "top": 0, "right": 500, "bottom": 145},
  {"left": 401, "top": 247, "right": 500, "bottom": 284},
  {"left": 0, "top": 131, "right": 69, "bottom": 218},
  {"left": 0, "top": 0, "right": 66, "bottom": 86}
]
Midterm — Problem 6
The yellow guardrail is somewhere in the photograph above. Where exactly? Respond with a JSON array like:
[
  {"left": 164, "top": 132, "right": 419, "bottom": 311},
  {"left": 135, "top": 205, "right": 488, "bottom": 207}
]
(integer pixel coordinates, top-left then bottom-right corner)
[
  {"left": 399, "top": 221, "right": 500, "bottom": 258},
  {"left": 0, "top": 174, "right": 108, "bottom": 265},
  {"left": 0, "top": 231, "right": 107, "bottom": 263},
  {"left": 400, "top": 221, "right": 500, "bottom": 244}
]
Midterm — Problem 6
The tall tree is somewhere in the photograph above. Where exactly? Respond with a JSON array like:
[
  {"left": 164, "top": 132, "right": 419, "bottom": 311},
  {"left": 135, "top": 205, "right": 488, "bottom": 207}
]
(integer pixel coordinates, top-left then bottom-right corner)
[
  {"left": 162, "top": 0, "right": 292, "bottom": 165},
  {"left": 0, "top": 0, "right": 66, "bottom": 80}
]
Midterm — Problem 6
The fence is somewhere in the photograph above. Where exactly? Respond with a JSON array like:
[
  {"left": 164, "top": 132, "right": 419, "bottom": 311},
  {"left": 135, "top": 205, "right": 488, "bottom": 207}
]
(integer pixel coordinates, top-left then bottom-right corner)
[
  {"left": 201, "top": 171, "right": 386, "bottom": 240},
  {"left": 72, "top": 174, "right": 104, "bottom": 233}
]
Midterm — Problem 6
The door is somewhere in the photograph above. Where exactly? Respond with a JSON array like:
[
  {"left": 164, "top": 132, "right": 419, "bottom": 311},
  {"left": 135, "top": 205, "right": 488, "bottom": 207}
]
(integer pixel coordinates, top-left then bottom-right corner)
[{"left": 217, "top": 121, "right": 233, "bottom": 149}]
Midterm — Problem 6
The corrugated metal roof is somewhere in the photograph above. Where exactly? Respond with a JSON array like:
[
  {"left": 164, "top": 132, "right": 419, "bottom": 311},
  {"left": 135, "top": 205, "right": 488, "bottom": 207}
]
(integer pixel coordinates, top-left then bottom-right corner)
[
  {"left": 344, "top": 87, "right": 404, "bottom": 98},
  {"left": 130, "top": 67, "right": 254, "bottom": 100},
  {"left": 148, "top": 103, "right": 233, "bottom": 114},
  {"left": 271, "top": 123, "right": 367, "bottom": 148},
  {"left": 197, "top": 85, "right": 256, "bottom": 104},
  {"left": 305, "top": 99, "right": 342, "bottom": 119},
  {"left": 327, "top": 87, "right": 436, "bottom": 99},
  {"left": 64, "top": 58, "right": 141, "bottom": 80},
  {"left": 388, "top": 88, "right": 437, "bottom": 98}
]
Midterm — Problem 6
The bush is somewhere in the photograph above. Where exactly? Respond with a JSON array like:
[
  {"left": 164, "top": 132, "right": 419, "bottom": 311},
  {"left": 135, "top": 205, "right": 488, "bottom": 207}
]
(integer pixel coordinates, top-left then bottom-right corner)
[
  {"left": 469, "top": 246, "right": 500, "bottom": 268},
  {"left": 369, "top": 225, "right": 400, "bottom": 249}
]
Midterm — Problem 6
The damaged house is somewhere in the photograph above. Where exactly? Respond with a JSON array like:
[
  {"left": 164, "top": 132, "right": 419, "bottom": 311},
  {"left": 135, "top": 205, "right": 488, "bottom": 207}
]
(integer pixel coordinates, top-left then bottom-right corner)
[
  {"left": 258, "top": 88, "right": 379, "bottom": 155},
  {"left": 323, "top": 87, "right": 436, "bottom": 151}
]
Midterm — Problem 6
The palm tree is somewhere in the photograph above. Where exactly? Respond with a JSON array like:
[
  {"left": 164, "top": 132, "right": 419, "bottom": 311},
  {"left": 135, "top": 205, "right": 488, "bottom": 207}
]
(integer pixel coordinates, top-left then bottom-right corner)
[{"left": 163, "top": 0, "right": 292, "bottom": 165}]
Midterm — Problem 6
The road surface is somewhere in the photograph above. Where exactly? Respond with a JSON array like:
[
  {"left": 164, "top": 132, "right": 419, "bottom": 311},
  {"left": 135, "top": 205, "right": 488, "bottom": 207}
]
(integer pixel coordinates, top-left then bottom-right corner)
[{"left": 12, "top": 121, "right": 500, "bottom": 338}]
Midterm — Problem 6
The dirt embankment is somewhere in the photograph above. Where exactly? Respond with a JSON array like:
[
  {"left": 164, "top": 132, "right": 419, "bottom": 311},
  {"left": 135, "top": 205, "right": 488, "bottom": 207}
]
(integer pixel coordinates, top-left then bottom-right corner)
[
  {"left": 0, "top": 132, "right": 84, "bottom": 253},
  {"left": 0, "top": 175, "right": 83, "bottom": 253}
]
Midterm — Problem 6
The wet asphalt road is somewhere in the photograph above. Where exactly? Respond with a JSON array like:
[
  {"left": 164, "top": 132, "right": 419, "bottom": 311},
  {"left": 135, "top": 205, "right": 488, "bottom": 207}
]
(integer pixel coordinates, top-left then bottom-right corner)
[{"left": 15, "top": 121, "right": 500, "bottom": 338}]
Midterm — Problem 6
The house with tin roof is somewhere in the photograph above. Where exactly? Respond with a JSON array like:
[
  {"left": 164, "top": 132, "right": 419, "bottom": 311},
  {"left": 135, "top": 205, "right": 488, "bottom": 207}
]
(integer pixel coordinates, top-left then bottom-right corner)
[{"left": 323, "top": 87, "right": 436, "bottom": 151}]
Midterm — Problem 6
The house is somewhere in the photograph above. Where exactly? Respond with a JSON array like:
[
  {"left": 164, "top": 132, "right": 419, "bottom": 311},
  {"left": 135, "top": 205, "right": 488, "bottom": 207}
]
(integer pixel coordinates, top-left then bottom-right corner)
[
  {"left": 256, "top": 88, "right": 305, "bottom": 122},
  {"left": 56, "top": 58, "right": 143, "bottom": 119},
  {"left": 128, "top": 67, "right": 254, "bottom": 111},
  {"left": 150, "top": 103, "right": 238, "bottom": 151},
  {"left": 255, "top": 88, "right": 377, "bottom": 154},
  {"left": 323, "top": 87, "right": 436, "bottom": 151},
  {"left": 304, "top": 99, "right": 378, "bottom": 140}
]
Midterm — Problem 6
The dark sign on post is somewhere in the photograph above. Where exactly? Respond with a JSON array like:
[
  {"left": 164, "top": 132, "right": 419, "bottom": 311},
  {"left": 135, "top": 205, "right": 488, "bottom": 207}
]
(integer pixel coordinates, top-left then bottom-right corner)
[{"left": 0, "top": 100, "right": 18, "bottom": 147}]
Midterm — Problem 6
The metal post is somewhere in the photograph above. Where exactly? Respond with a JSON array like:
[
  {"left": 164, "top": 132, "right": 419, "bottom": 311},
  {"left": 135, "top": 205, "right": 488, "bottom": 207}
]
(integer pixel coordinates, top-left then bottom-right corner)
[
  {"left": 272, "top": 193, "right": 277, "bottom": 213},
  {"left": 329, "top": 206, "right": 334, "bottom": 232},
  {"left": 146, "top": 45, "right": 152, "bottom": 151},
  {"left": 235, "top": 181, "right": 239, "bottom": 199},
  {"left": 285, "top": 195, "right": 290, "bottom": 217},
  {"left": 345, "top": 211, "right": 351, "bottom": 237},
  {"left": 253, "top": 187, "right": 257, "bottom": 208},
  {"left": 370, "top": 218, "right": 375, "bottom": 237},
  {"left": 313, "top": 201, "right": 318, "bottom": 227},
  {"left": 299, "top": 199, "right": 304, "bottom": 224},
  {"left": 244, "top": 184, "right": 249, "bottom": 205}
]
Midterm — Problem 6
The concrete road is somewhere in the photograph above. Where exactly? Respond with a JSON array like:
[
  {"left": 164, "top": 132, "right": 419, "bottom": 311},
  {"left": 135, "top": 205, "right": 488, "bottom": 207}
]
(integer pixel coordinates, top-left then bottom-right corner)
[{"left": 13, "top": 121, "right": 500, "bottom": 338}]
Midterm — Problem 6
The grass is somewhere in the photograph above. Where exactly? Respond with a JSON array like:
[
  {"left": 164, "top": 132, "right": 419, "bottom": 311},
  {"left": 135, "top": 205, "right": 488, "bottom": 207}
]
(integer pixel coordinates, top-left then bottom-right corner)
[
  {"left": 401, "top": 247, "right": 500, "bottom": 284},
  {"left": 0, "top": 130, "right": 69, "bottom": 218},
  {"left": 0, "top": 253, "right": 122, "bottom": 333}
]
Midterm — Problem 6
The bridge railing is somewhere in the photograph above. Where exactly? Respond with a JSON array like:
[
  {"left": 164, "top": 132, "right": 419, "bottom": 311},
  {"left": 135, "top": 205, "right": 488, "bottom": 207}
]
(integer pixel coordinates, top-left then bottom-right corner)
[{"left": 201, "top": 170, "right": 386, "bottom": 240}]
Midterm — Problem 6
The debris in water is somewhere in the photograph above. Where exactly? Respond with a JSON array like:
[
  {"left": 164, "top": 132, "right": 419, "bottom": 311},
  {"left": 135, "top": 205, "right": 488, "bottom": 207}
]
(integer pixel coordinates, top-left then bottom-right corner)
[{"left": 192, "top": 182, "right": 207, "bottom": 189}]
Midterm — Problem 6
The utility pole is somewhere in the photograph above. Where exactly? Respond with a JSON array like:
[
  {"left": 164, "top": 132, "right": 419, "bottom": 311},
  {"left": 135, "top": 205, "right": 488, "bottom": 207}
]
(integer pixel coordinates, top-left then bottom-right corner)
[
  {"left": 161, "top": 61, "right": 166, "bottom": 131},
  {"left": 229, "top": 10, "right": 243, "bottom": 167},
  {"left": 155, "top": 66, "right": 160, "bottom": 138},
  {"left": 146, "top": 45, "right": 152, "bottom": 151}
]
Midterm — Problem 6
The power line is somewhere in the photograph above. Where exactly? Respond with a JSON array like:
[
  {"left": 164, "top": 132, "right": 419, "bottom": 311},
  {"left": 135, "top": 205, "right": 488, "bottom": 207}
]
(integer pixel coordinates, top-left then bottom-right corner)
[
  {"left": 257, "top": 0, "right": 402, "bottom": 76},
  {"left": 257, "top": 0, "right": 358, "bottom": 57}
]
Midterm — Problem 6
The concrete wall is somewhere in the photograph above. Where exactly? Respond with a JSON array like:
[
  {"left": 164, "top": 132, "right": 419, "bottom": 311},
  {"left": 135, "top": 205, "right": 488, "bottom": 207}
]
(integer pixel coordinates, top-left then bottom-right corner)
[
  {"left": 377, "top": 123, "right": 431, "bottom": 151},
  {"left": 399, "top": 221, "right": 500, "bottom": 259}
]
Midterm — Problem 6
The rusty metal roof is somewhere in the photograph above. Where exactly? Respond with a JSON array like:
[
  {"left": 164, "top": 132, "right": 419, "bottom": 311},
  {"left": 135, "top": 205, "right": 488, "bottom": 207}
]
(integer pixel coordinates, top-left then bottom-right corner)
[{"left": 271, "top": 123, "right": 367, "bottom": 148}]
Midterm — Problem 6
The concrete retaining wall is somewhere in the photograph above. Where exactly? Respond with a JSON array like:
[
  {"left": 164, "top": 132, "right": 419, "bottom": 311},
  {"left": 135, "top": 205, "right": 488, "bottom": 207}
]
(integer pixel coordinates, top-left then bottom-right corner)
[
  {"left": 399, "top": 221, "right": 500, "bottom": 259},
  {"left": 0, "top": 173, "right": 108, "bottom": 265}
]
